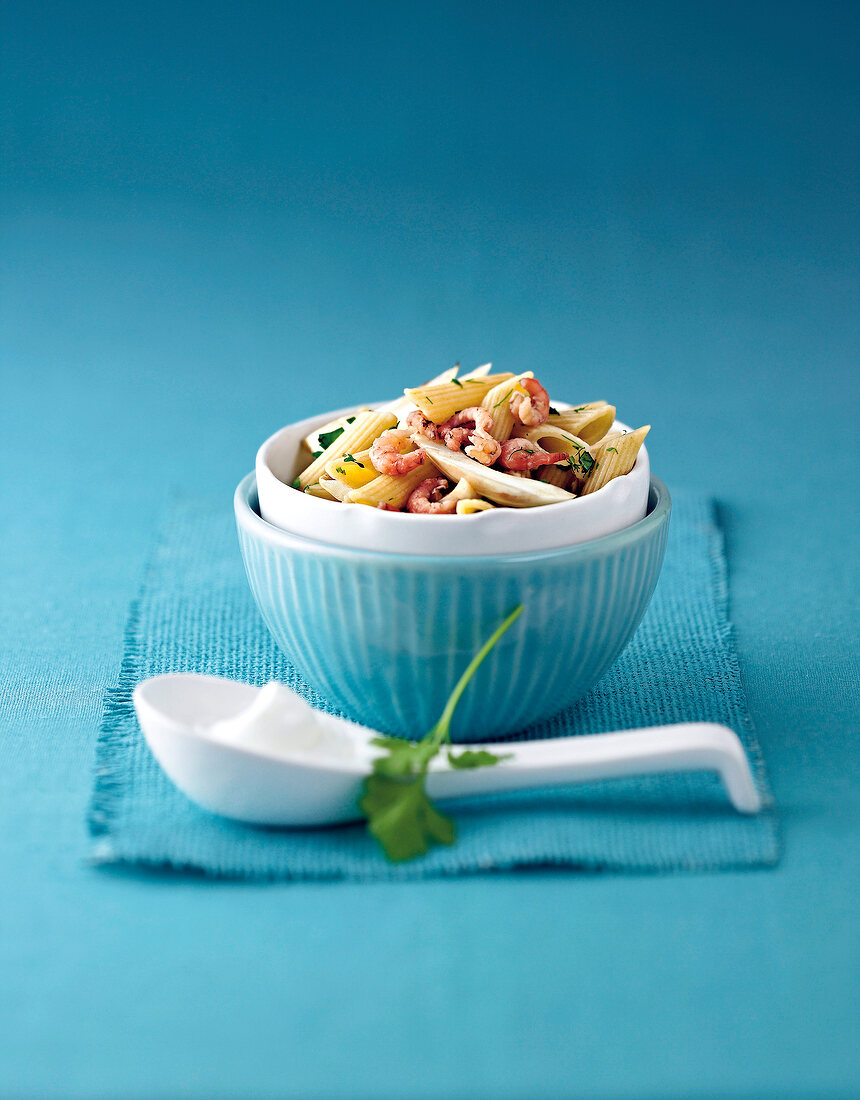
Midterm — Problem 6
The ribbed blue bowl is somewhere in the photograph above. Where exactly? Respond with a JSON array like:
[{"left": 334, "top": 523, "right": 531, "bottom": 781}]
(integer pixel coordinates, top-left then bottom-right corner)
[{"left": 235, "top": 474, "right": 671, "bottom": 741}]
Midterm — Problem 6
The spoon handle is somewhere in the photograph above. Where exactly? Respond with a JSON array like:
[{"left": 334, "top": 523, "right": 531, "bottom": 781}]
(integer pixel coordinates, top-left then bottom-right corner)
[{"left": 426, "top": 723, "right": 762, "bottom": 814}]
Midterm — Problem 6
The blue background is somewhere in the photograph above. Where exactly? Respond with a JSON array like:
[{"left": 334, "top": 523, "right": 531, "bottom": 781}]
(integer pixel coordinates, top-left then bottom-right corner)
[{"left": 2, "top": 2, "right": 858, "bottom": 1097}]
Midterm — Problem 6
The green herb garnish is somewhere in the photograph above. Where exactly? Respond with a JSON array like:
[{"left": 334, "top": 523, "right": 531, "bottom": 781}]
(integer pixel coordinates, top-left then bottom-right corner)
[
  {"left": 335, "top": 466, "right": 346, "bottom": 474},
  {"left": 317, "top": 426, "right": 345, "bottom": 451},
  {"left": 493, "top": 389, "right": 513, "bottom": 408},
  {"left": 447, "top": 748, "right": 511, "bottom": 770},
  {"left": 452, "top": 378, "right": 464, "bottom": 388},
  {"left": 360, "top": 606, "right": 522, "bottom": 862},
  {"left": 606, "top": 446, "right": 618, "bottom": 454},
  {"left": 291, "top": 476, "right": 302, "bottom": 489},
  {"left": 566, "top": 449, "right": 595, "bottom": 476},
  {"left": 343, "top": 453, "right": 365, "bottom": 468},
  {"left": 314, "top": 417, "right": 356, "bottom": 454},
  {"left": 571, "top": 405, "right": 587, "bottom": 413},
  {"left": 548, "top": 405, "right": 560, "bottom": 416}
]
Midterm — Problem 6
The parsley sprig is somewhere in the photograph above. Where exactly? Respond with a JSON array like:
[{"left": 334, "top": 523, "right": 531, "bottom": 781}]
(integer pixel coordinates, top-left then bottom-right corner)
[{"left": 359, "top": 605, "right": 523, "bottom": 862}]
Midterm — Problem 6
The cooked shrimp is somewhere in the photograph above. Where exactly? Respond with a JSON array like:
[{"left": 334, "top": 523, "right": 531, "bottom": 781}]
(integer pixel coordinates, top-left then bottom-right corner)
[
  {"left": 499, "top": 438, "right": 568, "bottom": 471},
  {"left": 510, "top": 377, "right": 550, "bottom": 427},
  {"left": 405, "top": 409, "right": 441, "bottom": 441},
  {"left": 465, "top": 433, "right": 501, "bottom": 466},
  {"left": 406, "top": 477, "right": 461, "bottom": 514},
  {"left": 443, "top": 426, "right": 471, "bottom": 451},
  {"left": 370, "top": 429, "right": 425, "bottom": 476},
  {"left": 442, "top": 406, "right": 494, "bottom": 436},
  {"left": 439, "top": 407, "right": 500, "bottom": 466}
]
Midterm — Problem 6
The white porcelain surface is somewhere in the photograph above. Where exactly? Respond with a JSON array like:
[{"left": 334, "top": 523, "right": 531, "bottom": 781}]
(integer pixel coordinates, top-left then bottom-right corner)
[
  {"left": 256, "top": 403, "right": 650, "bottom": 556},
  {"left": 135, "top": 673, "right": 763, "bottom": 827}
]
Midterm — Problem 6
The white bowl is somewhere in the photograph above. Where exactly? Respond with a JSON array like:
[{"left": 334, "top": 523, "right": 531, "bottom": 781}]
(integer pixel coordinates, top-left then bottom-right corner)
[{"left": 256, "top": 404, "right": 650, "bottom": 556}]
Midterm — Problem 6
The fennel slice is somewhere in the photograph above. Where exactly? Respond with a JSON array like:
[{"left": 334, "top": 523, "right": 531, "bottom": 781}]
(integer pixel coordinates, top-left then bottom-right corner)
[{"left": 415, "top": 439, "right": 575, "bottom": 508}]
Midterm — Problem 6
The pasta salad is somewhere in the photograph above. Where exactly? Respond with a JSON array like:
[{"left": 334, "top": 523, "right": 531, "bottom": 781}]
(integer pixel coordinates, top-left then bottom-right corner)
[{"left": 290, "top": 364, "right": 649, "bottom": 515}]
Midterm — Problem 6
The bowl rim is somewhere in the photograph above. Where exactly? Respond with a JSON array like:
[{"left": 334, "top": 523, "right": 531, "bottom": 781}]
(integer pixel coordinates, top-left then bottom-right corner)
[{"left": 235, "top": 472, "right": 671, "bottom": 567}]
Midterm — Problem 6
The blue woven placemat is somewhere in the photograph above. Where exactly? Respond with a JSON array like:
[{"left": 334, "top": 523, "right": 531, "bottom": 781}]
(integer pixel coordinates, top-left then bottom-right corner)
[{"left": 89, "top": 493, "right": 779, "bottom": 880}]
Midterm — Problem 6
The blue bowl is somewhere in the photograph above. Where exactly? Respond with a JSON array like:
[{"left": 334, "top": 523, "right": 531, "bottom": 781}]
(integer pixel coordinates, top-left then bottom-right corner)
[{"left": 235, "top": 473, "right": 671, "bottom": 741}]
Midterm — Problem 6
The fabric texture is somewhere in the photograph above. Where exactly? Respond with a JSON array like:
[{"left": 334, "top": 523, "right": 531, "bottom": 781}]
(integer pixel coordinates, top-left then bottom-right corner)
[{"left": 89, "top": 492, "right": 779, "bottom": 880}]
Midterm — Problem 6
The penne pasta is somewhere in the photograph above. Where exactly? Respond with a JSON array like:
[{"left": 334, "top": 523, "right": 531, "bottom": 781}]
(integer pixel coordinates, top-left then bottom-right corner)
[
  {"left": 404, "top": 373, "right": 514, "bottom": 425},
  {"left": 516, "top": 427, "right": 594, "bottom": 486},
  {"left": 456, "top": 498, "right": 495, "bottom": 514},
  {"left": 416, "top": 439, "right": 574, "bottom": 507},
  {"left": 581, "top": 426, "right": 650, "bottom": 495},
  {"left": 459, "top": 362, "right": 493, "bottom": 380},
  {"left": 534, "top": 465, "right": 575, "bottom": 490},
  {"left": 302, "top": 409, "right": 372, "bottom": 454},
  {"left": 307, "top": 478, "right": 341, "bottom": 501},
  {"left": 481, "top": 373, "right": 533, "bottom": 442},
  {"left": 443, "top": 478, "right": 479, "bottom": 508},
  {"left": 346, "top": 458, "right": 439, "bottom": 509},
  {"left": 382, "top": 366, "right": 460, "bottom": 418},
  {"left": 546, "top": 403, "right": 616, "bottom": 445},
  {"left": 296, "top": 410, "right": 398, "bottom": 490}
]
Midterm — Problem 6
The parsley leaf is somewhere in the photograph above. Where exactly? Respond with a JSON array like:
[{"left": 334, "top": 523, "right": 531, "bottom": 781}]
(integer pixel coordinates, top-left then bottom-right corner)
[
  {"left": 369, "top": 736, "right": 438, "bottom": 778},
  {"left": 606, "top": 446, "right": 618, "bottom": 454},
  {"left": 317, "top": 426, "right": 345, "bottom": 451},
  {"left": 565, "top": 448, "right": 595, "bottom": 476},
  {"left": 343, "top": 453, "right": 364, "bottom": 467},
  {"left": 548, "top": 405, "right": 560, "bottom": 416},
  {"left": 359, "top": 605, "right": 524, "bottom": 862},
  {"left": 291, "top": 476, "right": 302, "bottom": 489},
  {"left": 448, "top": 749, "right": 512, "bottom": 769},
  {"left": 361, "top": 775, "right": 455, "bottom": 862},
  {"left": 452, "top": 378, "right": 464, "bottom": 388}
]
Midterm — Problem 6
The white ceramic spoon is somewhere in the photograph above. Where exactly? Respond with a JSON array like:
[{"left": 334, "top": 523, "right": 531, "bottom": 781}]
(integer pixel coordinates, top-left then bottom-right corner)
[{"left": 133, "top": 674, "right": 762, "bottom": 827}]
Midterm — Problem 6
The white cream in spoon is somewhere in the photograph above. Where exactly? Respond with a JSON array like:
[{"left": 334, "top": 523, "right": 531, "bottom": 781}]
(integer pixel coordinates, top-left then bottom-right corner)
[{"left": 204, "top": 681, "right": 362, "bottom": 761}]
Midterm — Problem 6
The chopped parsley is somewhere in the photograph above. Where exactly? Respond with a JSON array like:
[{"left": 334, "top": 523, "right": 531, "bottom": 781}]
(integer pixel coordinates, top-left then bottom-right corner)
[
  {"left": 316, "top": 416, "right": 356, "bottom": 454},
  {"left": 452, "top": 378, "right": 464, "bottom": 388},
  {"left": 335, "top": 466, "right": 346, "bottom": 474},
  {"left": 343, "top": 453, "right": 365, "bottom": 468},
  {"left": 571, "top": 405, "right": 587, "bottom": 413},
  {"left": 291, "top": 476, "right": 302, "bottom": 489},
  {"left": 317, "top": 427, "right": 344, "bottom": 451},
  {"left": 566, "top": 449, "right": 596, "bottom": 476},
  {"left": 606, "top": 446, "right": 618, "bottom": 454},
  {"left": 493, "top": 390, "right": 513, "bottom": 408},
  {"left": 548, "top": 405, "right": 560, "bottom": 416}
]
